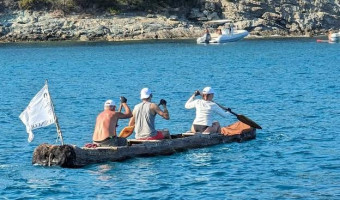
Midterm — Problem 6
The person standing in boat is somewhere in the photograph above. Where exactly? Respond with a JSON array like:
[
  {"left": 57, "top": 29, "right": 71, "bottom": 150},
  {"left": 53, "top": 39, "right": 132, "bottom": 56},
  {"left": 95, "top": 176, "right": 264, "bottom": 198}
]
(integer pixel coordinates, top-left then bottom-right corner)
[
  {"left": 128, "top": 88, "right": 170, "bottom": 140},
  {"left": 204, "top": 28, "right": 211, "bottom": 43},
  {"left": 230, "top": 23, "right": 234, "bottom": 35},
  {"left": 92, "top": 97, "right": 132, "bottom": 146},
  {"left": 185, "top": 87, "right": 229, "bottom": 134},
  {"left": 328, "top": 30, "right": 333, "bottom": 42},
  {"left": 224, "top": 23, "right": 230, "bottom": 35}
]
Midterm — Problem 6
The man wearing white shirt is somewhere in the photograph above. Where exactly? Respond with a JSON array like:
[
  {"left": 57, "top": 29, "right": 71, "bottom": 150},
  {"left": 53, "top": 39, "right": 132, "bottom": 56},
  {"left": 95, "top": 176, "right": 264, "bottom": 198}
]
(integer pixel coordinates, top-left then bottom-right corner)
[{"left": 185, "top": 87, "right": 229, "bottom": 134}]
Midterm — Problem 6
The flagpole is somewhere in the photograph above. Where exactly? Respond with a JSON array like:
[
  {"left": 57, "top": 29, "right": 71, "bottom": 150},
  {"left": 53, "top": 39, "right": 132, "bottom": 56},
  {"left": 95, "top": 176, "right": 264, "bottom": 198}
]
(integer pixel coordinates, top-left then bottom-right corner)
[{"left": 46, "top": 80, "right": 64, "bottom": 145}]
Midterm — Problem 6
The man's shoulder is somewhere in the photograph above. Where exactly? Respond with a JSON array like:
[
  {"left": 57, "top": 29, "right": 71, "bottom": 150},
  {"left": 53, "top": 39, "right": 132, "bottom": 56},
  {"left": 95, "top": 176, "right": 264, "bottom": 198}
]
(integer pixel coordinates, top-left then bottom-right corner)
[
  {"left": 147, "top": 102, "right": 158, "bottom": 111},
  {"left": 200, "top": 100, "right": 216, "bottom": 107},
  {"left": 150, "top": 102, "right": 157, "bottom": 106},
  {"left": 210, "top": 102, "right": 222, "bottom": 110},
  {"left": 97, "top": 110, "right": 114, "bottom": 119},
  {"left": 134, "top": 102, "right": 144, "bottom": 109},
  {"left": 194, "top": 99, "right": 202, "bottom": 103},
  {"left": 97, "top": 110, "right": 106, "bottom": 116},
  {"left": 208, "top": 101, "right": 217, "bottom": 106},
  {"left": 104, "top": 110, "right": 115, "bottom": 116}
]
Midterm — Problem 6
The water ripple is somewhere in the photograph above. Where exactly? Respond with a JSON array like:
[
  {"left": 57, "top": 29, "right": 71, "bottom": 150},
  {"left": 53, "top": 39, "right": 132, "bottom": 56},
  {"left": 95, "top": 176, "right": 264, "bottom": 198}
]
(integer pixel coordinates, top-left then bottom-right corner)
[{"left": 0, "top": 39, "right": 339, "bottom": 199}]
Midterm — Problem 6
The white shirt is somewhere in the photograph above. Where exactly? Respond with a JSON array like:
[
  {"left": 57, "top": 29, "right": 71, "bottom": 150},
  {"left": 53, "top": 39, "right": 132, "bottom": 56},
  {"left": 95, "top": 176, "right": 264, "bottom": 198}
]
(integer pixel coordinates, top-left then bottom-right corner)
[{"left": 185, "top": 96, "right": 229, "bottom": 126}]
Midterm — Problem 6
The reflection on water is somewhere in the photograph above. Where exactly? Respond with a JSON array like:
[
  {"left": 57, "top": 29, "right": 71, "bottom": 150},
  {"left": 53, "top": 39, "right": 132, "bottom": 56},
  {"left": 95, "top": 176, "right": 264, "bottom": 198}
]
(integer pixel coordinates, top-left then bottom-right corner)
[
  {"left": 187, "top": 152, "right": 214, "bottom": 167},
  {"left": 27, "top": 179, "right": 56, "bottom": 189},
  {"left": 91, "top": 164, "right": 114, "bottom": 181}
]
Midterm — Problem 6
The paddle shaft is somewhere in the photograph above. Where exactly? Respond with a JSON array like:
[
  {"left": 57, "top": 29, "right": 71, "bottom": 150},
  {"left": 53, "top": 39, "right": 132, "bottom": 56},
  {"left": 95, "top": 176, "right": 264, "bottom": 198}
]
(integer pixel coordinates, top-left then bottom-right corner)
[
  {"left": 114, "top": 104, "right": 123, "bottom": 136},
  {"left": 214, "top": 102, "right": 262, "bottom": 129},
  {"left": 214, "top": 102, "right": 237, "bottom": 116},
  {"left": 196, "top": 92, "right": 262, "bottom": 129}
]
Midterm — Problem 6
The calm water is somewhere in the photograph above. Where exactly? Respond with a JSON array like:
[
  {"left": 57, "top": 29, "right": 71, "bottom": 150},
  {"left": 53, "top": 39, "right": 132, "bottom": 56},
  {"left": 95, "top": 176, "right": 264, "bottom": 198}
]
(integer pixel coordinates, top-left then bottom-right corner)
[{"left": 0, "top": 38, "right": 339, "bottom": 199}]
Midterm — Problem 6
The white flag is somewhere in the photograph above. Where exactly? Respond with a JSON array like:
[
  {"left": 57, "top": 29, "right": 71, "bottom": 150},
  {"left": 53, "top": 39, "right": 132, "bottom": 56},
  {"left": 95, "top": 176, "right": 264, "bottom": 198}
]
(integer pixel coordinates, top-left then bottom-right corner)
[{"left": 19, "top": 84, "right": 56, "bottom": 142}]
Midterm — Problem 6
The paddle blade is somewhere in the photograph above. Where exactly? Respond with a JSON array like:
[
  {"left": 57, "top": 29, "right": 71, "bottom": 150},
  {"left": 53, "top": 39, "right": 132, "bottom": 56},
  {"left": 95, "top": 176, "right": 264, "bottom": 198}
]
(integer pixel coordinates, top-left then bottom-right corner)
[
  {"left": 119, "top": 126, "right": 135, "bottom": 138},
  {"left": 236, "top": 114, "right": 262, "bottom": 129}
]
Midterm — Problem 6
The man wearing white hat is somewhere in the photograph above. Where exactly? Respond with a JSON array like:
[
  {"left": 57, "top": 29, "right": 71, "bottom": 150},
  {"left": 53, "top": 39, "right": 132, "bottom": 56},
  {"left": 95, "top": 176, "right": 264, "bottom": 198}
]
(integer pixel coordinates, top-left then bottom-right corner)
[
  {"left": 128, "top": 88, "right": 170, "bottom": 140},
  {"left": 185, "top": 87, "right": 229, "bottom": 134},
  {"left": 93, "top": 97, "right": 132, "bottom": 146}
]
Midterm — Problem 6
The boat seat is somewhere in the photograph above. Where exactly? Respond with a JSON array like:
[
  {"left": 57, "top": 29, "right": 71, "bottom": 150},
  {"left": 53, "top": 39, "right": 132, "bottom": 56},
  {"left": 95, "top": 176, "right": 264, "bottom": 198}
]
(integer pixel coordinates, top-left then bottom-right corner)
[
  {"left": 182, "top": 132, "right": 196, "bottom": 136},
  {"left": 182, "top": 132, "right": 212, "bottom": 136},
  {"left": 95, "top": 146, "right": 118, "bottom": 150},
  {"left": 83, "top": 146, "right": 118, "bottom": 150},
  {"left": 128, "top": 139, "right": 162, "bottom": 143}
]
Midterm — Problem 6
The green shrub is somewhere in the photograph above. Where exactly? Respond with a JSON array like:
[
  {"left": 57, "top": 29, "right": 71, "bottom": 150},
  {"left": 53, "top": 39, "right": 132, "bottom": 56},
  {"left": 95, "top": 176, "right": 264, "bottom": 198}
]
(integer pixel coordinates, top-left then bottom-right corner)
[
  {"left": 55, "top": 0, "right": 78, "bottom": 12},
  {"left": 107, "top": 7, "right": 120, "bottom": 15},
  {"left": 19, "top": 0, "right": 52, "bottom": 10}
]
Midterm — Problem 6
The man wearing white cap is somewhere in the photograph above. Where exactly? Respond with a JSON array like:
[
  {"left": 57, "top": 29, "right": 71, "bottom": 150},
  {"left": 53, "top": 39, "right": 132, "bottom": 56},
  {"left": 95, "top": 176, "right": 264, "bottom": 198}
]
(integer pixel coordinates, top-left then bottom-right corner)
[
  {"left": 185, "top": 87, "right": 229, "bottom": 133},
  {"left": 128, "top": 88, "right": 170, "bottom": 140},
  {"left": 92, "top": 97, "right": 132, "bottom": 146}
]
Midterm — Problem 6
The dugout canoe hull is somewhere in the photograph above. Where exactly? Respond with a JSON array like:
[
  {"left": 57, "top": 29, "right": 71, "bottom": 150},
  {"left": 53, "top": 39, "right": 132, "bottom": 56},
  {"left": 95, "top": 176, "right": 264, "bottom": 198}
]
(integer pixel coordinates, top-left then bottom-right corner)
[{"left": 32, "top": 129, "right": 256, "bottom": 168}]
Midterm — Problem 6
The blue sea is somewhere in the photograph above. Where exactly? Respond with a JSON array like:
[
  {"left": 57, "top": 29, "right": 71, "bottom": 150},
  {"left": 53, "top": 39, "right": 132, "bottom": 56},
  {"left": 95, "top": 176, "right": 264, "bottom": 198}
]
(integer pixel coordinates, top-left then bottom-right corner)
[{"left": 0, "top": 38, "right": 339, "bottom": 199}]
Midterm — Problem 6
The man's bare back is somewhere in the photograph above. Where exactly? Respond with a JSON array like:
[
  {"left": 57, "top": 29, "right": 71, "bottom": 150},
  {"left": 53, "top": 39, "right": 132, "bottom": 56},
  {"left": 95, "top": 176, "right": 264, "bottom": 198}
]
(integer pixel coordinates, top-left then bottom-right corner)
[
  {"left": 92, "top": 98, "right": 132, "bottom": 142},
  {"left": 93, "top": 110, "right": 119, "bottom": 141}
]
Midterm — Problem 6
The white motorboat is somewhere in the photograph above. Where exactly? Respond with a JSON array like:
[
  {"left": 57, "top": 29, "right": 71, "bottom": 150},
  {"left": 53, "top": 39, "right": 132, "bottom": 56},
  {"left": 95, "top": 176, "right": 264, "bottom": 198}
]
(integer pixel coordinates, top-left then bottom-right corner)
[
  {"left": 197, "top": 20, "right": 249, "bottom": 44},
  {"left": 329, "top": 31, "right": 340, "bottom": 42}
]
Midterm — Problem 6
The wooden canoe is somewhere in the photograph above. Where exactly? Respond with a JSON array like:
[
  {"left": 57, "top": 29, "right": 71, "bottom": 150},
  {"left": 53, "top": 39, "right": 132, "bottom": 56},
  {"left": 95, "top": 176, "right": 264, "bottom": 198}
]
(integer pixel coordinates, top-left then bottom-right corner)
[{"left": 32, "top": 128, "right": 256, "bottom": 168}]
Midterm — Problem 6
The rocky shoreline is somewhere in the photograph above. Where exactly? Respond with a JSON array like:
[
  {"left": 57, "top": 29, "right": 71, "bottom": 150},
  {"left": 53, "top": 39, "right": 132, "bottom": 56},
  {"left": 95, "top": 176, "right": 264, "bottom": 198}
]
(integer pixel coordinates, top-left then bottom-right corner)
[
  {"left": 0, "top": 10, "right": 205, "bottom": 43},
  {"left": 0, "top": 0, "right": 339, "bottom": 43},
  {"left": 0, "top": 11, "right": 323, "bottom": 43}
]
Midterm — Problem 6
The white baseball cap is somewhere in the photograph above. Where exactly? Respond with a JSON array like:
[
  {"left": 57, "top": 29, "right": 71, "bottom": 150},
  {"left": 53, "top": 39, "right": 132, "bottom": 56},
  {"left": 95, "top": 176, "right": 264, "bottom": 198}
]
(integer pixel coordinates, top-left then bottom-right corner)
[
  {"left": 140, "top": 88, "right": 152, "bottom": 99},
  {"left": 104, "top": 99, "right": 115, "bottom": 108},
  {"left": 202, "top": 87, "right": 215, "bottom": 94}
]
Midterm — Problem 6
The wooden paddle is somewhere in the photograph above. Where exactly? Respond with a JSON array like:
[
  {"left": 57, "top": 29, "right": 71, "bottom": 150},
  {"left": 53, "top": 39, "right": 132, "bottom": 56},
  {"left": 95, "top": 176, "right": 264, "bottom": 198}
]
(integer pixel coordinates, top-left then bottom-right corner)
[
  {"left": 215, "top": 102, "right": 262, "bottom": 129},
  {"left": 116, "top": 102, "right": 135, "bottom": 138},
  {"left": 118, "top": 126, "right": 135, "bottom": 138},
  {"left": 114, "top": 103, "right": 123, "bottom": 136}
]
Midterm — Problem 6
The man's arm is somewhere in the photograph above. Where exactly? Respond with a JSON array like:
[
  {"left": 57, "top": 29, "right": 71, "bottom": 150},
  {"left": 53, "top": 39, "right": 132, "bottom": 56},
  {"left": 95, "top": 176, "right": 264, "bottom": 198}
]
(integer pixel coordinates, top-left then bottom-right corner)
[
  {"left": 185, "top": 90, "right": 200, "bottom": 109},
  {"left": 214, "top": 103, "right": 230, "bottom": 118},
  {"left": 152, "top": 101, "right": 169, "bottom": 120},
  {"left": 118, "top": 103, "right": 132, "bottom": 119},
  {"left": 117, "top": 96, "right": 132, "bottom": 119},
  {"left": 128, "top": 115, "right": 135, "bottom": 126},
  {"left": 128, "top": 105, "right": 136, "bottom": 126}
]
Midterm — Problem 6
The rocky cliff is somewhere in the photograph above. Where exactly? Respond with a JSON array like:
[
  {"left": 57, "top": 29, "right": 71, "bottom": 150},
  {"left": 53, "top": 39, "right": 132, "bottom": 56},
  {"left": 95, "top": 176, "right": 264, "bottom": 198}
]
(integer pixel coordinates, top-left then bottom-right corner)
[
  {"left": 220, "top": 0, "right": 340, "bottom": 36},
  {"left": 0, "top": 0, "right": 339, "bottom": 42}
]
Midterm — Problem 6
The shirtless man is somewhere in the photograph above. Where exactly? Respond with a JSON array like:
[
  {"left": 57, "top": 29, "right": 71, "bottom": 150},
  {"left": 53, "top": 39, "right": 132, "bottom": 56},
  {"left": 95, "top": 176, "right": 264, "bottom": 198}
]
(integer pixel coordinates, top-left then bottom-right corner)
[
  {"left": 92, "top": 97, "right": 132, "bottom": 146},
  {"left": 128, "top": 88, "right": 170, "bottom": 140},
  {"left": 185, "top": 87, "right": 230, "bottom": 134}
]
